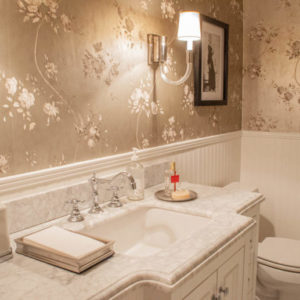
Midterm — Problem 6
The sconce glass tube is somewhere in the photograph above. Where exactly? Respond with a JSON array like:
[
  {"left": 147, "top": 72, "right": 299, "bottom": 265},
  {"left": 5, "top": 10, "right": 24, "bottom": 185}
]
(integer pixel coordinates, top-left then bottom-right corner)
[{"left": 160, "top": 51, "right": 193, "bottom": 86}]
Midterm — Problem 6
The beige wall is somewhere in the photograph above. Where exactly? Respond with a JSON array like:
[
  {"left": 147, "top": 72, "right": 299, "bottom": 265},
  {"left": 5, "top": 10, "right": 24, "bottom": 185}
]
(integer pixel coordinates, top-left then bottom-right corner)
[
  {"left": 243, "top": 0, "right": 300, "bottom": 132},
  {"left": 241, "top": 132, "right": 300, "bottom": 240},
  {"left": 243, "top": 0, "right": 300, "bottom": 240},
  {"left": 0, "top": 0, "right": 243, "bottom": 178}
]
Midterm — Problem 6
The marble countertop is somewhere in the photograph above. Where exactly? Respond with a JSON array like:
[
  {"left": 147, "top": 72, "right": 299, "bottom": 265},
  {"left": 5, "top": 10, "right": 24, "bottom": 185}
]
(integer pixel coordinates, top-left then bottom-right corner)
[{"left": 0, "top": 183, "right": 264, "bottom": 300}]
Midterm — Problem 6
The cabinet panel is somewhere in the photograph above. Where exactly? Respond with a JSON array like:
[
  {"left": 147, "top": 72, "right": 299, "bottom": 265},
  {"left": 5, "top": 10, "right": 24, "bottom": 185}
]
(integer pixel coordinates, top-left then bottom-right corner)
[
  {"left": 217, "top": 248, "right": 244, "bottom": 300},
  {"left": 171, "top": 225, "right": 256, "bottom": 300},
  {"left": 242, "top": 204, "right": 260, "bottom": 298},
  {"left": 184, "top": 272, "right": 217, "bottom": 300}
]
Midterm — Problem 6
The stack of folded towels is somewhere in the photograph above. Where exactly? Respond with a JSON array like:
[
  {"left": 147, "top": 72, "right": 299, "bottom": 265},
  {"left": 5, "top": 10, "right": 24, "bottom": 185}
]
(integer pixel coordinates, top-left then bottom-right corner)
[{"left": 24, "top": 226, "right": 105, "bottom": 259}]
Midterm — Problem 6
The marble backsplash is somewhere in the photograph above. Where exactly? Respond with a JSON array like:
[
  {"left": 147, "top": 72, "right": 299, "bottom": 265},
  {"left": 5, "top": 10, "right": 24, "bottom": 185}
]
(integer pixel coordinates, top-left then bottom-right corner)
[{"left": 4, "top": 161, "right": 169, "bottom": 233}]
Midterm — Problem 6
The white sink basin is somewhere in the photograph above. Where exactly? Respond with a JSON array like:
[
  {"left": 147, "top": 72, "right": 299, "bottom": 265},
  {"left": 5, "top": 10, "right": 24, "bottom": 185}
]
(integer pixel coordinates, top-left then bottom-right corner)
[{"left": 80, "top": 206, "right": 212, "bottom": 257}]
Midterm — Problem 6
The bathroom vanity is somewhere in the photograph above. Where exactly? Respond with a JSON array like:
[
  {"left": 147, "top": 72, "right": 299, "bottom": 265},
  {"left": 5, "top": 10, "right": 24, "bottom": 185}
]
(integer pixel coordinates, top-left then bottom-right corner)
[
  {"left": 112, "top": 184, "right": 262, "bottom": 300},
  {"left": 0, "top": 183, "right": 263, "bottom": 300}
]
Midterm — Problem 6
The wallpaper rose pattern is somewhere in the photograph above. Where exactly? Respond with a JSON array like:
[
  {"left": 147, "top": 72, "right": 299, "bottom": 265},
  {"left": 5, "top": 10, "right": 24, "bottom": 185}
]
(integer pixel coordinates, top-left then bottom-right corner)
[
  {"left": 0, "top": 0, "right": 243, "bottom": 177},
  {"left": 243, "top": 0, "right": 300, "bottom": 132}
]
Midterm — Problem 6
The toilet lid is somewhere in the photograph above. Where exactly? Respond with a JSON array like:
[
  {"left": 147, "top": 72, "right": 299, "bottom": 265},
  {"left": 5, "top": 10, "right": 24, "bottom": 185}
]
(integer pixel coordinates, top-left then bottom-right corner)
[{"left": 258, "top": 237, "right": 300, "bottom": 272}]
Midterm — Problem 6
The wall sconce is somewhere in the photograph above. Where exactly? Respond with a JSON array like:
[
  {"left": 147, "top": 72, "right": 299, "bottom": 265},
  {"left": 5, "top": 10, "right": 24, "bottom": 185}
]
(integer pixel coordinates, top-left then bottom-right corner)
[{"left": 147, "top": 11, "right": 201, "bottom": 86}]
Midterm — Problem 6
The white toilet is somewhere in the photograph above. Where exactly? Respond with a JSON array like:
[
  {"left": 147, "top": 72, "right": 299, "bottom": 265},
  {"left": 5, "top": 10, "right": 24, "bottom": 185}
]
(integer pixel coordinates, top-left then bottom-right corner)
[
  {"left": 223, "top": 182, "right": 300, "bottom": 300},
  {"left": 256, "top": 237, "right": 300, "bottom": 300}
]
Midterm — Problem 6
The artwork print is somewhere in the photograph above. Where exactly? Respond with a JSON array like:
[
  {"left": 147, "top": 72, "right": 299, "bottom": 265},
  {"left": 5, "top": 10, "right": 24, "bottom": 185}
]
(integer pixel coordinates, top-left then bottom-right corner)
[
  {"left": 194, "top": 15, "right": 229, "bottom": 106},
  {"left": 202, "top": 32, "right": 220, "bottom": 93}
]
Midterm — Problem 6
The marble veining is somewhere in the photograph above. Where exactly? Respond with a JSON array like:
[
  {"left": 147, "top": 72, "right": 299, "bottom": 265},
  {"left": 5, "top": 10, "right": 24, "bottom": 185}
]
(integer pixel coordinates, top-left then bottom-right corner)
[{"left": 0, "top": 183, "right": 264, "bottom": 300}]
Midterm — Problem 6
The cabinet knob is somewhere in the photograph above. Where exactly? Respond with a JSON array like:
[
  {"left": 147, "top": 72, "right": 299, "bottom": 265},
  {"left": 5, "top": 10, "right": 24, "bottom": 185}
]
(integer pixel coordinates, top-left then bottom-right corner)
[
  {"left": 211, "top": 295, "right": 220, "bottom": 300},
  {"left": 219, "top": 286, "right": 229, "bottom": 296}
]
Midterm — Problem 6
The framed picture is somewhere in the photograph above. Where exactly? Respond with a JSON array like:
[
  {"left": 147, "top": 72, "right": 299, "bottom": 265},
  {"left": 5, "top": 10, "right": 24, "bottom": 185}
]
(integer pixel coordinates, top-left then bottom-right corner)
[{"left": 193, "top": 15, "right": 229, "bottom": 106}]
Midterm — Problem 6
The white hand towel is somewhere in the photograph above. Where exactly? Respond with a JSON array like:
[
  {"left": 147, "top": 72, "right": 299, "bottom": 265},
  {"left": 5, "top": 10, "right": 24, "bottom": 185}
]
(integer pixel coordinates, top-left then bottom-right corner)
[{"left": 0, "top": 204, "right": 11, "bottom": 257}]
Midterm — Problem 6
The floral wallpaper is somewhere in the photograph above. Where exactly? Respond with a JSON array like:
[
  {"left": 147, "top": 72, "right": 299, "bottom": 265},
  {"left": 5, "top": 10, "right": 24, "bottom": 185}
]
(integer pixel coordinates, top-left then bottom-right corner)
[
  {"left": 243, "top": 0, "right": 300, "bottom": 132},
  {"left": 0, "top": 0, "right": 243, "bottom": 177}
]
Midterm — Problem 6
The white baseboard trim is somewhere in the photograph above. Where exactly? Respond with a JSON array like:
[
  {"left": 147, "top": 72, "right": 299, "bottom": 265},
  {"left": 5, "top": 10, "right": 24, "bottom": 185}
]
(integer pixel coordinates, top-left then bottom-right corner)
[
  {"left": 0, "top": 131, "right": 241, "bottom": 198},
  {"left": 242, "top": 130, "right": 300, "bottom": 140}
]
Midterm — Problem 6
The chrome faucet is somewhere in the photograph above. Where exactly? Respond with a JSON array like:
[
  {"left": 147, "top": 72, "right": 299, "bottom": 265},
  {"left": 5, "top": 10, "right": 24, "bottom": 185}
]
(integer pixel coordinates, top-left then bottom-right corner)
[
  {"left": 88, "top": 171, "right": 136, "bottom": 211},
  {"left": 89, "top": 172, "right": 108, "bottom": 214},
  {"left": 108, "top": 171, "right": 136, "bottom": 207}
]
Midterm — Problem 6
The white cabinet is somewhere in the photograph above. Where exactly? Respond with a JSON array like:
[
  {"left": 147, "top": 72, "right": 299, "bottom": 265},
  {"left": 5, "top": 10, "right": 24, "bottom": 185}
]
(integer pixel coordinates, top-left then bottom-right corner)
[
  {"left": 184, "top": 272, "right": 217, "bottom": 300},
  {"left": 114, "top": 203, "right": 261, "bottom": 300},
  {"left": 218, "top": 247, "right": 244, "bottom": 300},
  {"left": 184, "top": 248, "right": 244, "bottom": 300}
]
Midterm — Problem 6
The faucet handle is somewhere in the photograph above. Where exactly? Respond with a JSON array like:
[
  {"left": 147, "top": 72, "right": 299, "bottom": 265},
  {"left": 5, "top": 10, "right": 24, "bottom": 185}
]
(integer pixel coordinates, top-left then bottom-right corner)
[
  {"left": 108, "top": 186, "right": 123, "bottom": 208},
  {"left": 65, "top": 199, "right": 85, "bottom": 222}
]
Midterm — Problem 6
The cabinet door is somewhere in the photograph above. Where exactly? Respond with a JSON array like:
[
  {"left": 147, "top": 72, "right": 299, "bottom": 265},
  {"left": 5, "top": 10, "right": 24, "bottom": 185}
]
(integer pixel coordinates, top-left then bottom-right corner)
[
  {"left": 217, "top": 248, "right": 244, "bottom": 300},
  {"left": 184, "top": 272, "right": 217, "bottom": 300}
]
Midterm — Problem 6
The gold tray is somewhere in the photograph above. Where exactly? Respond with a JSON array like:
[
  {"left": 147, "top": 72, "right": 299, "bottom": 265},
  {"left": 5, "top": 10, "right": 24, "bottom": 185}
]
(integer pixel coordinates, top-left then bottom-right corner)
[
  {"left": 15, "top": 228, "right": 114, "bottom": 273},
  {"left": 155, "top": 189, "right": 198, "bottom": 202}
]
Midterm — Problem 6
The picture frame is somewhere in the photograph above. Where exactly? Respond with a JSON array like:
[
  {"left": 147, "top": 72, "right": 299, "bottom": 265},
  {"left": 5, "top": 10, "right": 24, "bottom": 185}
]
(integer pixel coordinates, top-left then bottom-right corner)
[{"left": 193, "top": 15, "right": 229, "bottom": 106}]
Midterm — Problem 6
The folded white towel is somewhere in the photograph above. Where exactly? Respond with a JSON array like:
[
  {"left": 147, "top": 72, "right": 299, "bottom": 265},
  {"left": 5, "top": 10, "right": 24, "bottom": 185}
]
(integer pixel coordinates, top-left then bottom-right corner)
[
  {"left": 24, "top": 226, "right": 105, "bottom": 259},
  {"left": 0, "top": 204, "right": 11, "bottom": 257}
]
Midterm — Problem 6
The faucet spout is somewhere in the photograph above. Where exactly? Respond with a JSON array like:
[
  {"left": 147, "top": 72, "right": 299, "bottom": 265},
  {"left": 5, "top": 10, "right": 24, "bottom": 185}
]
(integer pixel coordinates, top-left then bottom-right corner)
[
  {"left": 111, "top": 171, "right": 136, "bottom": 190},
  {"left": 107, "top": 172, "right": 136, "bottom": 208},
  {"left": 88, "top": 171, "right": 136, "bottom": 210}
]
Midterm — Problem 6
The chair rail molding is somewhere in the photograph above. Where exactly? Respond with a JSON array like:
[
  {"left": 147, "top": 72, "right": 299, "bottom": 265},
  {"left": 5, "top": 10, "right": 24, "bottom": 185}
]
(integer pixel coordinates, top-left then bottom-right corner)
[{"left": 0, "top": 131, "right": 241, "bottom": 200}]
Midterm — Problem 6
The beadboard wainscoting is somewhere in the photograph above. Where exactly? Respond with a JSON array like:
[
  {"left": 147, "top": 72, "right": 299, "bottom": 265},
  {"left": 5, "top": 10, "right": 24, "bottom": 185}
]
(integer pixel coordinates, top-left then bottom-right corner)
[
  {"left": 241, "top": 131, "right": 300, "bottom": 241},
  {"left": 0, "top": 131, "right": 242, "bottom": 201},
  {"left": 175, "top": 137, "right": 241, "bottom": 187},
  {"left": 0, "top": 131, "right": 241, "bottom": 233}
]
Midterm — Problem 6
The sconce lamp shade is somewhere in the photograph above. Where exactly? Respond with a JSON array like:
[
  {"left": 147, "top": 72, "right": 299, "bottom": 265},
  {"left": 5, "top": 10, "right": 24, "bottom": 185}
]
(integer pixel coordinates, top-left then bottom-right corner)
[{"left": 177, "top": 11, "right": 201, "bottom": 42}]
